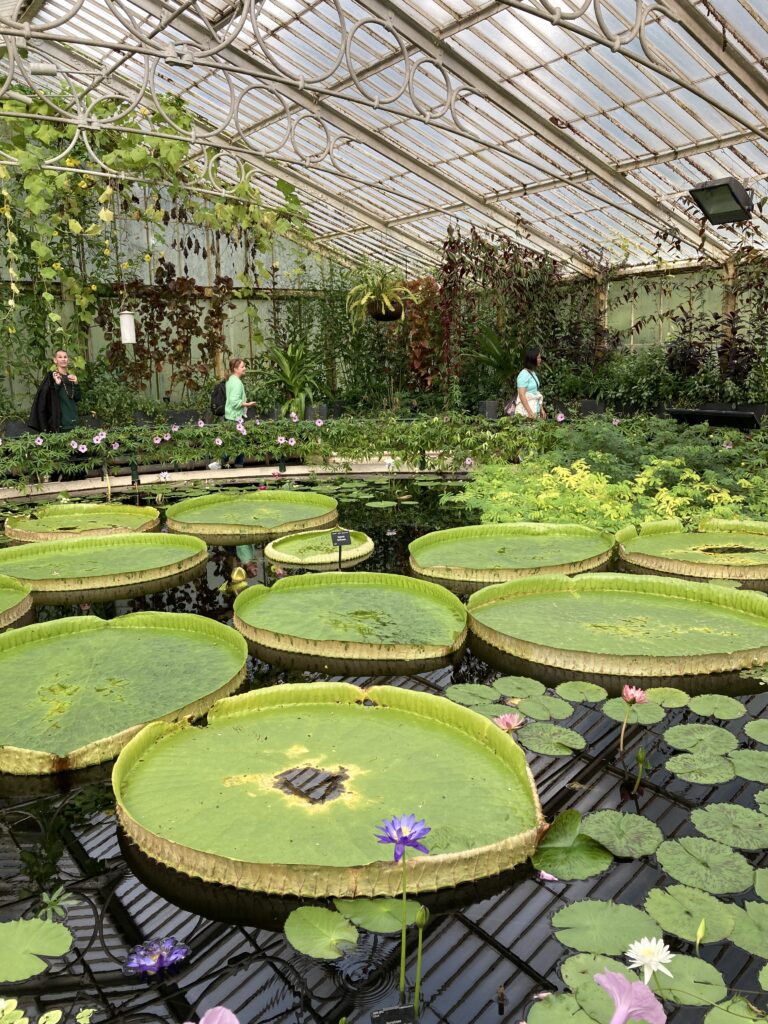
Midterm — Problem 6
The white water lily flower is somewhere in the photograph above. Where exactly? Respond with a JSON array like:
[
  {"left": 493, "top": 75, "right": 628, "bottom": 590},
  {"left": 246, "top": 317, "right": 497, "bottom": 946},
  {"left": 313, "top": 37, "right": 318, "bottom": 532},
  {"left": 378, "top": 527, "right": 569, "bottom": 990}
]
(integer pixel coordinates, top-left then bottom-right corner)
[{"left": 625, "top": 937, "right": 675, "bottom": 985}]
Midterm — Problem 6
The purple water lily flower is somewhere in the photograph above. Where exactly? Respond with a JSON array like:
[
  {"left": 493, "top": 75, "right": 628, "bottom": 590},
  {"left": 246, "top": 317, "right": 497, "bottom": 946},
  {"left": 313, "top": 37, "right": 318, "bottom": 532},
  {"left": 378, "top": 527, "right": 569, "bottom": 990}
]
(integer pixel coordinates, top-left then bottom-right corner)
[
  {"left": 125, "top": 936, "right": 190, "bottom": 976},
  {"left": 315, "top": 418, "right": 324, "bottom": 427},
  {"left": 34, "top": 436, "right": 44, "bottom": 446},
  {"left": 594, "top": 971, "right": 666, "bottom": 1024},
  {"left": 112, "top": 441, "right": 120, "bottom": 450},
  {"left": 78, "top": 444, "right": 88, "bottom": 454},
  {"left": 184, "top": 1009, "right": 239, "bottom": 1024},
  {"left": 375, "top": 814, "right": 431, "bottom": 863},
  {"left": 70, "top": 439, "right": 78, "bottom": 449}
]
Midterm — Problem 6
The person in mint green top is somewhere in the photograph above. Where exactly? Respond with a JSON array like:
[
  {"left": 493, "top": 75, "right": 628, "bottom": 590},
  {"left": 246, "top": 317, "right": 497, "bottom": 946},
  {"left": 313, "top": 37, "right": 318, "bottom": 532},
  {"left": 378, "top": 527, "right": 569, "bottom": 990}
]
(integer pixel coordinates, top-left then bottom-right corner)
[
  {"left": 513, "top": 347, "right": 546, "bottom": 419},
  {"left": 210, "top": 357, "right": 256, "bottom": 470}
]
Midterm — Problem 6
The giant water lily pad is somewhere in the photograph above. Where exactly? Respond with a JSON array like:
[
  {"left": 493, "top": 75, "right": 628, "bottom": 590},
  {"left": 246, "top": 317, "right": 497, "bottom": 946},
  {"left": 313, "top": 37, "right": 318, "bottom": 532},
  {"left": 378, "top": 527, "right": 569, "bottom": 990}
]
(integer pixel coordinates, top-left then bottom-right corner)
[
  {"left": 113, "top": 683, "right": 544, "bottom": 897},
  {"left": 467, "top": 573, "right": 768, "bottom": 682},
  {"left": 264, "top": 528, "right": 373, "bottom": 566},
  {"left": 0, "top": 613, "right": 247, "bottom": 774},
  {"left": 166, "top": 489, "right": 337, "bottom": 545},
  {"left": 5, "top": 502, "right": 159, "bottom": 542},
  {"left": 0, "top": 533, "right": 208, "bottom": 604},
  {"left": 620, "top": 518, "right": 768, "bottom": 584},
  {"left": 0, "top": 918, "right": 72, "bottom": 982},
  {"left": 0, "top": 575, "right": 32, "bottom": 632},
  {"left": 233, "top": 572, "right": 467, "bottom": 673},
  {"left": 409, "top": 523, "right": 613, "bottom": 594}
]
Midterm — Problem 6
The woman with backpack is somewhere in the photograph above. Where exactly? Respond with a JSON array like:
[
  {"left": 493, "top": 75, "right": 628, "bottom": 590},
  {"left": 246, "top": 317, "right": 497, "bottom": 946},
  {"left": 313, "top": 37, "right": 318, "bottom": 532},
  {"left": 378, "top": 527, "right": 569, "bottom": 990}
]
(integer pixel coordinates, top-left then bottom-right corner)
[{"left": 208, "top": 358, "right": 257, "bottom": 470}]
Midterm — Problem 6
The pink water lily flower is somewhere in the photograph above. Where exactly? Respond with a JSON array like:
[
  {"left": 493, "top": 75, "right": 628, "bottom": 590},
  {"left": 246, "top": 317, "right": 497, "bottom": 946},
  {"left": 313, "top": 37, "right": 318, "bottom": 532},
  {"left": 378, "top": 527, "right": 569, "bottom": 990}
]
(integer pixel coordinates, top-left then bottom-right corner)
[
  {"left": 622, "top": 684, "right": 647, "bottom": 704},
  {"left": 493, "top": 713, "right": 525, "bottom": 732},
  {"left": 184, "top": 1008, "right": 239, "bottom": 1024},
  {"left": 594, "top": 971, "right": 666, "bottom": 1024}
]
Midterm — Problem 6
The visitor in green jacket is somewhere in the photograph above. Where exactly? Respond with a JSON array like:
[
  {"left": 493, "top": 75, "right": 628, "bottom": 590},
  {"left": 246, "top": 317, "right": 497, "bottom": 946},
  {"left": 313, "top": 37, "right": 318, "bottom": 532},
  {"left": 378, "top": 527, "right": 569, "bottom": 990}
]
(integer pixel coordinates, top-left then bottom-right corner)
[{"left": 209, "top": 357, "right": 256, "bottom": 470}]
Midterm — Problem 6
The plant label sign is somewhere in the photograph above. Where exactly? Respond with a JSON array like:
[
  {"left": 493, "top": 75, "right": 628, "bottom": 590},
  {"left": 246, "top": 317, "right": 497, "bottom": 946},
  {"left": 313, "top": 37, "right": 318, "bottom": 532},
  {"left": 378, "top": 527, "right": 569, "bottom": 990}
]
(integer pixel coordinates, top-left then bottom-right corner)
[
  {"left": 331, "top": 529, "right": 352, "bottom": 547},
  {"left": 371, "top": 1007, "right": 416, "bottom": 1024}
]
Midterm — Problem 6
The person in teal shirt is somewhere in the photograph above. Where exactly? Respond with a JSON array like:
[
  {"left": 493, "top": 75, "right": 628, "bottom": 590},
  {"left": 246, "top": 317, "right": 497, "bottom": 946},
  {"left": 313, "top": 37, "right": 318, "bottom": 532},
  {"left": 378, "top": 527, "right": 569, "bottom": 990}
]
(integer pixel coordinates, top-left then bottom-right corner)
[
  {"left": 514, "top": 347, "right": 546, "bottom": 419},
  {"left": 209, "top": 357, "right": 256, "bottom": 470}
]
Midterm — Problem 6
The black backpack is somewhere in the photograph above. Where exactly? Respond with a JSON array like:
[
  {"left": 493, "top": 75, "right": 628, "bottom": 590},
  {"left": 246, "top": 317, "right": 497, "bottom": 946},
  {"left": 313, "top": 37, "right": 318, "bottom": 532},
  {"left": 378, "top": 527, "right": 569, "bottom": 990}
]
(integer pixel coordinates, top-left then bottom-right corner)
[{"left": 210, "top": 380, "right": 226, "bottom": 417}]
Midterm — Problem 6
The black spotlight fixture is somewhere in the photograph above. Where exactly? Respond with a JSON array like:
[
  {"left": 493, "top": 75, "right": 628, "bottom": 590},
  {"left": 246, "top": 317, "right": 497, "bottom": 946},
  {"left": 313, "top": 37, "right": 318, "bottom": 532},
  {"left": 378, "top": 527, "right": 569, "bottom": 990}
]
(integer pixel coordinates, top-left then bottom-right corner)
[{"left": 688, "top": 176, "right": 753, "bottom": 225}]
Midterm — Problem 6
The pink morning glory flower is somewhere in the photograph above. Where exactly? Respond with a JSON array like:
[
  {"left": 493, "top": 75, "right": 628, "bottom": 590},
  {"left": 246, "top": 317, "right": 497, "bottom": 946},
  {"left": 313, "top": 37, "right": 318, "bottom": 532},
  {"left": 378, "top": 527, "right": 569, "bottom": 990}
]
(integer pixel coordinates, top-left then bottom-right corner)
[
  {"left": 315, "top": 418, "right": 324, "bottom": 427},
  {"left": 254, "top": 418, "right": 261, "bottom": 425},
  {"left": 184, "top": 1010, "right": 240, "bottom": 1024},
  {"left": 70, "top": 439, "right": 78, "bottom": 449},
  {"left": 288, "top": 437, "right": 296, "bottom": 446},
  {"left": 34, "top": 436, "right": 44, "bottom": 445},
  {"left": 375, "top": 814, "right": 431, "bottom": 863},
  {"left": 465, "top": 457, "right": 474, "bottom": 467},
  {"left": 556, "top": 412, "right": 566, "bottom": 422},
  {"left": 112, "top": 441, "right": 120, "bottom": 450},
  {"left": 622, "top": 684, "right": 647, "bottom": 705},
  {"left": 289, "top": 411, "right": 299, "bottom": 422},
  {"left": 152, "top": 436, "right": 162, "bottom": 445},
  {"left": 171, "top": 424, "right": 179, "bottom": 432},
  {"left": 78, "top": 444, "right": 88, "bottom": 454},
  {"left": 197, "top": 419, "right": 205, "bottom": 427},
  {"left": 538, "top": 870, "right": 559, "bottom": 882},
  {"left": 214, "top": 437, "right": 223, "bottom": 446},
  {"left": 277, "top": 435, "right": 286, "bottom": 445},
  {"left": 93, "top": 434, "right": 102, "bottom": 444},
  {"left": 612, "top": 418, "right": 621, "bottom": 426},
  {"left": 163, "top": 433, "right": 171, "bottom": 441},
  {"left": 723, "top": 440, "right": 733, "bottom": 449},
  {"left": 594, "top": 971, "right": 666, "bottom": 1024}
]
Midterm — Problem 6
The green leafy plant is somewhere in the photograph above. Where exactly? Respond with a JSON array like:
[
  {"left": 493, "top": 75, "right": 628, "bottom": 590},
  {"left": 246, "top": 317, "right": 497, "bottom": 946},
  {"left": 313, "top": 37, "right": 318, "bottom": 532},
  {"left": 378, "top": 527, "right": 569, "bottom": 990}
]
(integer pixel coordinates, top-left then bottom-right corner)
[
  {"left": 346, "top": 260, "right": 416, "bottom": 329},
  {"left": 263, "top": 341, "right": 321, "bottom": 418}
]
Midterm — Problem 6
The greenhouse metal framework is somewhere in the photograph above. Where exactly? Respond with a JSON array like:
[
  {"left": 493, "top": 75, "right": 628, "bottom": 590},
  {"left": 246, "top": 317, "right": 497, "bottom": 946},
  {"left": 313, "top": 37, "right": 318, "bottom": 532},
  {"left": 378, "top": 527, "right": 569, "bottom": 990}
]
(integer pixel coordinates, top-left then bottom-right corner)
[{"left": 0, "top": 0, "right": 767, "bottom": 275}]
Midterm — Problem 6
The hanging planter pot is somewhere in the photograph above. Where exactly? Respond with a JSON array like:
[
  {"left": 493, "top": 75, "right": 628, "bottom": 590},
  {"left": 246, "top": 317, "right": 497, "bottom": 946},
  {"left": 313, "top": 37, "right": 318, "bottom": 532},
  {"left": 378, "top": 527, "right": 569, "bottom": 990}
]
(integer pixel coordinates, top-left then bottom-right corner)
[{"left": 367, "top": 298, "right": 404, "bottom": 322}]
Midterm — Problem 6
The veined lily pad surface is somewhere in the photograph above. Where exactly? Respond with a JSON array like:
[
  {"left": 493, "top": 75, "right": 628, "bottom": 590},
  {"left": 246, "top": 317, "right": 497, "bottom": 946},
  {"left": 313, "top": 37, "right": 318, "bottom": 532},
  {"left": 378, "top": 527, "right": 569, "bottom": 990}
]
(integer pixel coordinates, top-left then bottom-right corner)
[
  {"left": 0, "top": 612, "right": 247, "bottom": 774},
  {"left": 0, "top": 575, "right": 32, "bottom": 632},
  {"left": 4, "top": 502, "right": 159, "bottom": 542},
  {"left": 467, "top": 573, "right": 768, "bottom": 682},
  {"left": 165, "top": 489, "right": 337, "bottom": 544},
  {"left": 233, "top": 571, "right": 467, "bottom": 671},
  {"left": 0, "top": 533, "right": 208, "bottom": 604},
  {"left": 264, "top": 528, "right": 373, "bottom": 566},
  {"left": 619, "top": 518, "right": 768, "bottom": 584},
  {"left": 114, "top": 683, "right": 544, "bottom": 896},
  {"left": 409, "top": 523, "right": 614, "bottom": 593}
]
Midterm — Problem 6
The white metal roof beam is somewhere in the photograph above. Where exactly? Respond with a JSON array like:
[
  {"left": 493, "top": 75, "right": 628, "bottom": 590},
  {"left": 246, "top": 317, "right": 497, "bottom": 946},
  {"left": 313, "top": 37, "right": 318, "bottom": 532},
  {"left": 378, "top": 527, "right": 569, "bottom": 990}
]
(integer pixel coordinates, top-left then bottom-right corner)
[
  {"left": 357, "top": 0, "right": 728, "bottom": 259},
  {"left": 119, "top": 0, "right": 595, "bottom": 273},
  {"left": 661, "top": 0, "right": 768, "bottom": 113}
]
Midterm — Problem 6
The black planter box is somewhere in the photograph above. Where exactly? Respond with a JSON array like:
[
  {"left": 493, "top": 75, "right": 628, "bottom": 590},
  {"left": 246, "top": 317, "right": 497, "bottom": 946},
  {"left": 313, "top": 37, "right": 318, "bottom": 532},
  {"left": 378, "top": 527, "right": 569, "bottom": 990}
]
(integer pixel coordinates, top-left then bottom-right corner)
[
  {"left": 305, "top": 403, "right": 328, "bottom": 421},
  {"left": 478, "top": 400, "right": 500, "bottom": 420},
  {"left": 666, "top": 405, "right": 763, "bottom": 431}
]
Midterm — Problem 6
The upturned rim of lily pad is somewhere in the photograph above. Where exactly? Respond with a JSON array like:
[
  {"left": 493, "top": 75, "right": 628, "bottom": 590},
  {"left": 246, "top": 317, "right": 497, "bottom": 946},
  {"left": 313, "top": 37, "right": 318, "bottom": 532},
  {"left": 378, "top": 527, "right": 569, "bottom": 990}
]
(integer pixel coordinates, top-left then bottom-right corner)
[
  {"left": 113, "top": 682, "right": 545, "bottom": 897},
  {"left": 4, "top": 502, "right": 160, "bottom": 543},
  {"left": 467, "top": 572, "right": 768, "bottom": 681},
  {"left": 409, "top": 522, "right": 614, "bottom": 595},
  {"left": 165, "top": 489, "right": 338, "bottom": 544},
  {"left": 0, "top": 574, "right": 32, "bottom": 632}
]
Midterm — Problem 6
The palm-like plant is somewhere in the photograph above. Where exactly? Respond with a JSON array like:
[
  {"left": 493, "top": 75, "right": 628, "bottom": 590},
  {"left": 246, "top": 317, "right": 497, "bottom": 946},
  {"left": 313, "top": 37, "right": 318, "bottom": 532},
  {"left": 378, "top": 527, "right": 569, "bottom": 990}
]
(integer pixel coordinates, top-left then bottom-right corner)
[
  {"left": 264, "top": 342, "right": 321, "bottom": 418},
  {"left": 475, "top": 324, "right": 522, "bottom": 393},
  {"left": 346, "top": 261, "right": 417, "bottom": 330}
]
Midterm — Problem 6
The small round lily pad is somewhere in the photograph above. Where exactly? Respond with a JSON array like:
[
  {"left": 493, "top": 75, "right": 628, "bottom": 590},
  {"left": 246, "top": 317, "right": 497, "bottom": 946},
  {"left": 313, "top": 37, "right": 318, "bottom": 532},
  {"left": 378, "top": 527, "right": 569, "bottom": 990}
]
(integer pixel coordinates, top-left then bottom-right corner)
[
  {"left": 745, "top": 720, "right": 768, "bottom": 744},
  {"left": 531, "top": 810, "right": 613, "bottom": 881},
  {"left": 552, "top": 900, "right": 657, "bottom": 955},
  {"left": 666, "top": 753, "right": 735, "bottom": 785},
  {"left": 645, "top": 686, "right": 690, "bottom": 708},
  {"left": 656, "top": 838, "right": 753, "bottom": 894},
  {"left": 517, "top": 724, "right": 586, "bottom": 756},
  {"left": 692, "top": 804, "right": 768, "bottom": 850},
  {"left": 688, "top": 694, "right": 745, "bottom": 720},
  {"left": 580, "top": 811, "right": 662, "bottom": 858},
  {"left": 602, "top": 698, "right": 665, "bottom": 725},
  {"left": 730, "top": 750, "right": 768, "bottom": 783},
  {"left": 492, "top": 676, "right": 546, "bottom": 698},
  {"left": 645, "top": 885, "right": 735, "bottom": 943},
  {"left": 516, "top": 695, "right": 573, "bottom": 721},
  {"left": 664, "top": 724, "right": 738, "bottom": 755},
  {"left": 648, "top": 953, "right": 726, "bottom": 1006},
  {"left": 555, "top": 681, "right": 607, "bottom": 702}
]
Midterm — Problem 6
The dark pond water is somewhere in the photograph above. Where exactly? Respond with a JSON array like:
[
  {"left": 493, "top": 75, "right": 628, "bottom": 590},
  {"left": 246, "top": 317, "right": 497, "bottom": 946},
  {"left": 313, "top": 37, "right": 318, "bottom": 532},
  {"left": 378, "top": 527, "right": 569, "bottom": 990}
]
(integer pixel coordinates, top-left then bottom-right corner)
[{"left": 1, "top": 477, "right": 767, "bottom": 1024}]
